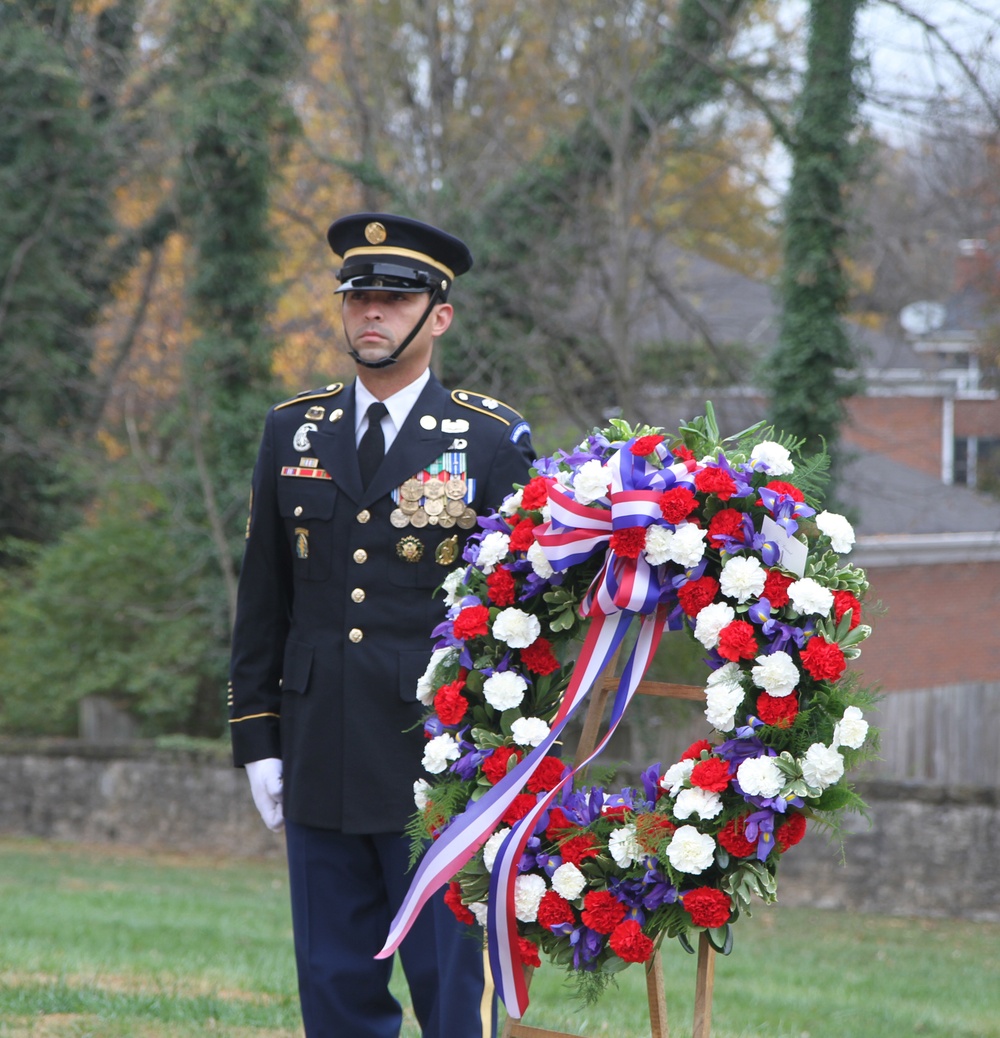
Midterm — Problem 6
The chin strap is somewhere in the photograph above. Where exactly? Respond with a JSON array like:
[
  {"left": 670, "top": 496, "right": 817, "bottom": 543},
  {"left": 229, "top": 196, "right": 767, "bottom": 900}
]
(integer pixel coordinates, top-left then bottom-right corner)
[{"left": 349, "top": 288, "right": 442, "bottom": 369}]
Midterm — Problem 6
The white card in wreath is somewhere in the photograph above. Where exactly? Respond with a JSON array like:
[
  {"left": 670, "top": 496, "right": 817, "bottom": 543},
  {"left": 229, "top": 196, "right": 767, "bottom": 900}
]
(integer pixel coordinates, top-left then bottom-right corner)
[{"left": 761, "top": 515, "right": 807, "bottom": 578}]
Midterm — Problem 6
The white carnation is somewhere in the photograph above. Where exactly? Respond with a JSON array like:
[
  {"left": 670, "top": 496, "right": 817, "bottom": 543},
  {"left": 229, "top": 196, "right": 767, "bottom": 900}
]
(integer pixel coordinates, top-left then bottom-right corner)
[
  {"left": 513, "top": 873, "right": 547, "bottom": 922},
  {"left": 511, "top": 716, "right": 550, "bottom": 747},
  {"left": 415, "top": 647, "right": 455, "bottom": 705},
  {"left": 413, "top": 778, "right": 431, "bottom": 811},
  {"left": 720, "top": 555, "right": 766, "bottom": 603},
  {"left": 736, "top": 755, "right": 783, "bottom": 798},
  {"left": 750, "top": 440, "right": 795, "bottom": 475},
  {"left": 750, "top": 650, "right": 799, "bottom": 698},
  {"left": 665, "top": 825, "right": 716, "bottom": 875},
  {"left": 833, "top": 706, "right": 869, "bottom": 750},
  {"left": 572, "top": 459, "right": 611, "bottom": 505},
  {"left": 422, "top": 733, "right": 461, "bottom": 775},
  {"left": 440, "top": 570, "right": 466, "bottom": 609},
  {"left": 483, "top": 828, "right": 511, "bottom": 872},
  {"left": 492, "top": 607, "right": 541, "bottom": 649},
  {"left": 643, "top": 524, "right": 674, "bottom": 567},
  {"left": 482, "top": 670, "right": 528, "bottom": 711},
  {"left": 527, "top": 540, "right": 554, "bottom": 579},
  {"left": 551, "top": 861, "right": 586, "bottom": 900},
  {"left": 705, "top": 678, "right": 745, "bottom": 732},
  {"left": 801, "top": 743, "right": 845, "bottom": 791},
  {"left": 499, "top": 488, "right": 524, "bottom": 516},
  {"left": 669, "top": 523, "right": 708, "bottom": 567},
  {"left": 660, "top": 758, "right": 696, "bottom": 796},
  {"left": 469, "top": 902, "right": 489, "bottom": 926},
  {"left": 788, "top": 577, "right": 834, "bottom": 617},
  {"left": 816, "top": 511, "right": 856, "bottom": 554},
  {"left": 476, "top": 531, "right": 511, "bottom": 573},
  {"left": 608, "top": 824, "right": 641, "bottom": 868},
  {"left": 707, "top": 662, "right": 743, "bottom": 688},
  {"left": 694, "top": 601, "right": 736, "bottom": 649},
  {"left": 674, "top": 786, "right": 724, "bottom": 821}
]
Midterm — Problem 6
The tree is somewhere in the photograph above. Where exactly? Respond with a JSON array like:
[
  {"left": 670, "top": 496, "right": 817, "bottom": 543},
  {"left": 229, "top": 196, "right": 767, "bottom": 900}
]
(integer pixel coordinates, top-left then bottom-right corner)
[{"left": 767, "top": 0, "right": 866, "bottom": 470}]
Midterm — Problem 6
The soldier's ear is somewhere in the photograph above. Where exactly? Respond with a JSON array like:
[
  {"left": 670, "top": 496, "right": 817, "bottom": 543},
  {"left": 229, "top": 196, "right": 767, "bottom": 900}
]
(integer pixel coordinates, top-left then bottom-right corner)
[{"left": 430, "top": 302, "right": 453, "bottom": 337}]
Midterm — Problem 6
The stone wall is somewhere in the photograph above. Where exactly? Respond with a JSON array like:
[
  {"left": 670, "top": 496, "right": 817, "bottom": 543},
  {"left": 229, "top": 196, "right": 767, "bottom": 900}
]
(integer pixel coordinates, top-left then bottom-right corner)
[{"left": 1, "top": 741, "right": 997, "bottom": 923}]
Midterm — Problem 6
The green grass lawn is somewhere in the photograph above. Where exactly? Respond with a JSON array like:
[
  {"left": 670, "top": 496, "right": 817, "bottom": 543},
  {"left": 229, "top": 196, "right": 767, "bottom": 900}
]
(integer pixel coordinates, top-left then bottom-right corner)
[{"left": 0, "top": 837, "right": 996, "bottom": 1037}]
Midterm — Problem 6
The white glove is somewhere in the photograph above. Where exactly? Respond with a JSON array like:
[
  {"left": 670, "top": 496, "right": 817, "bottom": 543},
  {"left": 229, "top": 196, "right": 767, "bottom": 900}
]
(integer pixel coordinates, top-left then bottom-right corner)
[{"left": 245, "top": 757, "right": 284, "bottom": 832}]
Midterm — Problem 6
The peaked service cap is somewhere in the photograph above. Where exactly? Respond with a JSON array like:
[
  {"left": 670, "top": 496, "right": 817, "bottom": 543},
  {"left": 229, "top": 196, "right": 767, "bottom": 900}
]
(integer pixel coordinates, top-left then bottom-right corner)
[{"left": 328, "top": 212, "right": 473, "bottom": 300}]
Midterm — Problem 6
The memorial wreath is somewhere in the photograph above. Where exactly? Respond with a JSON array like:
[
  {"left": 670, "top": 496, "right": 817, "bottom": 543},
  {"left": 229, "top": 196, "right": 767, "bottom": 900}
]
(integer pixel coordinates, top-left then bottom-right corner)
[{"left": 385, "top": 407, "right": 877, "bottom": 1013}]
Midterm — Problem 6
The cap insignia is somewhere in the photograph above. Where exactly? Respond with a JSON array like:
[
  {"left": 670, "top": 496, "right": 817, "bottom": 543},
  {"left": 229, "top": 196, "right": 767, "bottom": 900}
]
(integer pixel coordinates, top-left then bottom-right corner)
[{"left": 365, "top": 221, "right": 387, "bottom": 244}]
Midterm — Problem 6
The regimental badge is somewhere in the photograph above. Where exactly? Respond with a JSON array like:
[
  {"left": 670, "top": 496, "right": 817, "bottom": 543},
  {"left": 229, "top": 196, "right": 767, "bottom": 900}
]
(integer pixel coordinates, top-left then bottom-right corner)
[
  {"left": 435, "top": 535, "right": 459, "bottom": 566},
  {"left": 295, "top": 527, "right": 309, "bottom": 559},
  {"left": 293, "top": 422, "right": 318, "bottom": 452},
  {"left": 305, "top": 405, "right": 326, "bottom": 421},
  {"left": 396, "top": 535, "right": 423, "bottom": 563}
]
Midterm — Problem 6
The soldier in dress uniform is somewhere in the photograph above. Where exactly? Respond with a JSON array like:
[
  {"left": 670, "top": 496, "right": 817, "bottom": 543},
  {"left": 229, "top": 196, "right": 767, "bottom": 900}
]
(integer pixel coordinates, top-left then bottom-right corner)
[{"left": 229, "top": 213, "right": 534, "bottom": 1038}]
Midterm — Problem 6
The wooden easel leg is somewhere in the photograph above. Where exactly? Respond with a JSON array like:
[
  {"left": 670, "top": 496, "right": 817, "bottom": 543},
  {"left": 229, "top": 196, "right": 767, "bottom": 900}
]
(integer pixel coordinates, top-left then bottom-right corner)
[
  {"left": 691, "top": 932, "right": 715, "bottom": 1038},
  {"left": 645, "top": 952, "right": 669, "bottom": 1038}
]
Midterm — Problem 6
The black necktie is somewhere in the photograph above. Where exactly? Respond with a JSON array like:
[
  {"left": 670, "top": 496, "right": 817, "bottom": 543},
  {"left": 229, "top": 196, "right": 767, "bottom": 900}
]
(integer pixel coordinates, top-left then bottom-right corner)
[{"left": 358, "top": 401, "right": 389, "bottom": 488}]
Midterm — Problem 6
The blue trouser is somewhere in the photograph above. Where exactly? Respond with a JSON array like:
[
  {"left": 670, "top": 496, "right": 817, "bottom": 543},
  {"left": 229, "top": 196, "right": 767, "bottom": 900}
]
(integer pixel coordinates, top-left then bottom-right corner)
[{"left": 285, "top": 821, "right": 495, "bottom": 1038}]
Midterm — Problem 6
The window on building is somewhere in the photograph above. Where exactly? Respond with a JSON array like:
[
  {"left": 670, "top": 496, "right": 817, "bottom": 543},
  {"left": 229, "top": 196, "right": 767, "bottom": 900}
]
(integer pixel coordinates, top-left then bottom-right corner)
[{"left": 955, "top": 437, "right": 1000, "bottom": 496}]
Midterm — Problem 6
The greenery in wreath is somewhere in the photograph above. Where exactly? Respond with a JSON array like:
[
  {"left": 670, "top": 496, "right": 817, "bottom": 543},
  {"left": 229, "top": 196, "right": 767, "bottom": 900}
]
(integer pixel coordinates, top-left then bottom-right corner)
[{"left": 406, "top": 407, "right": 877, "bottom": 1005}]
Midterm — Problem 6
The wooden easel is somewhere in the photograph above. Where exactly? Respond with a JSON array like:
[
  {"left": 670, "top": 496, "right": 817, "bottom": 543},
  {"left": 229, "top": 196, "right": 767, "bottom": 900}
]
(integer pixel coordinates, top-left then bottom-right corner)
[{"left": 500, "top": 666, "right": 717, "bottom": 1038}]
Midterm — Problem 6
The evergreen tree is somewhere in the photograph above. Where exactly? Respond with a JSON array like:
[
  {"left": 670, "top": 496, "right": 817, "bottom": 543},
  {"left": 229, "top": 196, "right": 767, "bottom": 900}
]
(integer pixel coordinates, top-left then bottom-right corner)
[{"left": 768, "top": 0, "right": 865, "bottom": 470}]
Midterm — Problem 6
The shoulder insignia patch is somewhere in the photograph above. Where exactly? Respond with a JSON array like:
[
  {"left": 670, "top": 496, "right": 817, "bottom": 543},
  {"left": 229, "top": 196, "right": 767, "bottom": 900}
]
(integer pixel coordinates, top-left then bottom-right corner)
[
  {"left": 450, "top": 389, "right": 526, "bottom": 427},
  {"left": 274, "top": 383, "right": 345, "bottom": 412}
]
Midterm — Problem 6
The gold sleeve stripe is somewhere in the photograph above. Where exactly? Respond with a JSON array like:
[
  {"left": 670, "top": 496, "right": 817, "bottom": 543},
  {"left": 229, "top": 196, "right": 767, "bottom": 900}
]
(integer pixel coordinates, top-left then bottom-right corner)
[{"left": 229, "top": 712, "right": 280, "bottom": 723}]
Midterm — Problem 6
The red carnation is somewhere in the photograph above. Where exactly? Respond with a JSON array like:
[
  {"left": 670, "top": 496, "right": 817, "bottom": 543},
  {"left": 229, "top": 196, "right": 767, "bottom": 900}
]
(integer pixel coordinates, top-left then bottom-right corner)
[
  {"left": 758, "top": 480, "right": 804, "bottom": 505},
  {"left": 677, "top": 575, "right": 720, "bottom": 618},
  {"left": 609, "top": 526, "right": 647, "bottom": 559},
  {"left": 672, "top": 444, "right": 696, "bottom": 462},
  {"left": 762, "top": 568, "right": 794, "bottom": 609},
  {"left": 635, "top": 813, "right": 676, "bottom": 853},
  {"left": 537, "top": 890, "right": 576, "bottom": 931},
  {"left": 630, "top": 434, "right": 665, "bottom": 457},
  {"left": 689, "top": 757, "right": 731, "bottom": 793},
  {"left": 707, "top": 508, "right": 745, "bottom": 549},
  {"left": 509, "top": 516, "right": 538, "bottom": 552},
  {"left": 486, "top": 567, "right": 517, "bottom": 607},
  {"left": 695, "top": 466, "right": 737, "bottom": 500},
  {"left": 659, "top": 487, "right": 698, "bottom": 524},
  {"left": 581, "top": 890, "right": 627, "bottom": 934},
  {"left": 501, "top": 793, "right": 538, "bottom": 826},
  {"left": 717, "top": 815, "right": 757, "bottom": 858},
  {"left": 444, "top": 882, "right": 475, "bottom": 925},
  {"left": 517, "top": 937, "right": 541, "bottom": 968},
  {"left": 680, "top": 739, "right": 713, "bottom": 761},
  {"left": 717, "top": 620, "right": 759, "bottom": 662},
  {"left": 775, "top": 812, "right": 808, "bottom": 851},
  {"left": 559, "top": 832, "right": 601, "bottom": 865},
  {"left": 521, "top": 476, "right": 553, "bottom": 512},
  {"left": 832, "top": 589, "right": 862, "bottom": 630},
  {"left": 800, "top": 635, "right": 847, "bottom": 681},
  {"left": 433, "top": 680, "right": 469, "bottom": 727},
  {"left": 453, "top": 604, "right": 490, "bottom": 641},
  {"left": 483, "top": 745, "right": 522, "bottom": 785},
  {"left": 520, "top": 636, "right": 560, "bottom": 675},
  {"left": 545, "top": 807, "right": 572, "bottom": 841},
  {"left": 609, "top": 919, "right": 655, "bottom": 963},
  {"left": 756, "top": 691, "right": 799, "bottom": 728},
  {"left": 527, "top": 756, "right": 567, "bottom": 793},
  {"left": 682, "top": 887, "right": 732, "bottom": 929}
]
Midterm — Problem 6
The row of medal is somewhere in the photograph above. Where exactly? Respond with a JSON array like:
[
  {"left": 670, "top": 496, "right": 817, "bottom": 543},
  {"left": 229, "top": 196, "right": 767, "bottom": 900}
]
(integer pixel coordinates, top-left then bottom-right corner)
[{"left": 389, "top": 474, "right": 478, "bottom": 530}]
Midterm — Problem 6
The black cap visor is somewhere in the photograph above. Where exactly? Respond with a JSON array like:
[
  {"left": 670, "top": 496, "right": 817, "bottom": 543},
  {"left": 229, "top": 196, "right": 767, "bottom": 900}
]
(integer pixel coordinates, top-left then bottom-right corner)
[{"left": 335, "top": 261, "right": 444, "bottom": 295}]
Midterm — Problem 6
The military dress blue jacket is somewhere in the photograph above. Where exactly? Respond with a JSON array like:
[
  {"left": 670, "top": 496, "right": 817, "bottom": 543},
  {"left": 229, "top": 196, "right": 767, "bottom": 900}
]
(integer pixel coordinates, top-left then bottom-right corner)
[{"left": 229, "top": 372, "right": 534, "bottom": 832}]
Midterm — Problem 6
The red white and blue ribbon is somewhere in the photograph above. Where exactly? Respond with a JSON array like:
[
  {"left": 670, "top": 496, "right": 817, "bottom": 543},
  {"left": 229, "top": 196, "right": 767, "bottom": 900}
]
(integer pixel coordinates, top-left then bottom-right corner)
[{"left": 377, "top": 442, "right": 694, "bottom": 1015}]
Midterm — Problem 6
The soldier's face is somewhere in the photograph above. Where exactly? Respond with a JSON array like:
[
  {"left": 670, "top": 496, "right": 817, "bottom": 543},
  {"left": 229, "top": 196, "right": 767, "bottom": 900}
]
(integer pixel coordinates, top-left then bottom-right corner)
[{"left": 340, "top": 290, "right": 451, "bottom": 369}]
